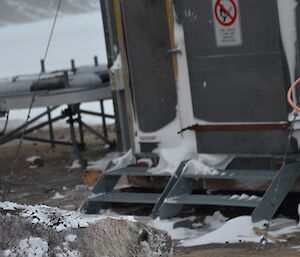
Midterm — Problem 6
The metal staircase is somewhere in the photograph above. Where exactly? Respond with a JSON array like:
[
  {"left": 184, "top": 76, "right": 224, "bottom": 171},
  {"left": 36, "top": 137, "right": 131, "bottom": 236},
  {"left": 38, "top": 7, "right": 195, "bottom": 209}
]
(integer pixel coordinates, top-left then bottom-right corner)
[
  {"left": 81, "top": 154, "right": 186, "bottom": 215},
  {"left": 81, "top": 154, "right": 300, "bottom": 222},
  {"left": 157, "top": 162, "right": 300, "bottom": 222}
]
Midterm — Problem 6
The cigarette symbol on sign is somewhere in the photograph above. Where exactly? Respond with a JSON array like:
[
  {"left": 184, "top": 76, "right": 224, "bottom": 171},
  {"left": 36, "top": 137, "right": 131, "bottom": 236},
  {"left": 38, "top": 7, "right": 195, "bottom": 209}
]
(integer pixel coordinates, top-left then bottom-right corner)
[{"left": 215, "top": 0, "right": 237, "bottom": 26}]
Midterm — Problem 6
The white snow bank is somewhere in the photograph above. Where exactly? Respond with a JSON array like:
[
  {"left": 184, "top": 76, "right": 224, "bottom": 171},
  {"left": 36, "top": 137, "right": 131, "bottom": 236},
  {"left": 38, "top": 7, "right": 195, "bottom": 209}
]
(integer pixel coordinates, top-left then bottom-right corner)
[
  {"left": 149, "top": 217, "right": 204, "bottom": 241},
  {"left": 180, "top": 215, "right": 300, "bottom": 247},
  {"left": 204, "top": 211, "right": 228, "bottom": 230},
  {"left": 148, "top": 212, "right": 228, "bottom": 242}
]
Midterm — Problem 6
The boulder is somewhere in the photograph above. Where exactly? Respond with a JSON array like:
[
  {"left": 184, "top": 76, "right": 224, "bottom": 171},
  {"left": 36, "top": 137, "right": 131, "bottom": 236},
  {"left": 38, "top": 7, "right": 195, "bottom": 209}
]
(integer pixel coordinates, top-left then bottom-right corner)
[{"left": 0, "top": 202, "right": 172, "bottom": 257}]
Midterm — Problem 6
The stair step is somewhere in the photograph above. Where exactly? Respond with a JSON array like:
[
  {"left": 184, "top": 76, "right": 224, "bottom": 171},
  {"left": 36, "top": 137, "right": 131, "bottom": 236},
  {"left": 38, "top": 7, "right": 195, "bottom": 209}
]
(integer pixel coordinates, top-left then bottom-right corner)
[
  {"left": 104, "top": 166, "right": 170, "bottom": 177},
  {"left": 184, "top": 169, "right": 276, "bottom": 180},
  {"left": 88, "top": 192, "right": 161, "bottom": 204},
  {"left": 164, "top": 194, "right": 261, "bottom": 208}
]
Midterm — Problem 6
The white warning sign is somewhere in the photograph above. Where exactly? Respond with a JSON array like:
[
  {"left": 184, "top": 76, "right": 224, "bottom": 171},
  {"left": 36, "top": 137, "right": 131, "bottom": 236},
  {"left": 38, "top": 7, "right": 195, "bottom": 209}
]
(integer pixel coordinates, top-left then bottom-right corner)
[{"left": 212, "top": 0, "right": 242, "bottom": 47}]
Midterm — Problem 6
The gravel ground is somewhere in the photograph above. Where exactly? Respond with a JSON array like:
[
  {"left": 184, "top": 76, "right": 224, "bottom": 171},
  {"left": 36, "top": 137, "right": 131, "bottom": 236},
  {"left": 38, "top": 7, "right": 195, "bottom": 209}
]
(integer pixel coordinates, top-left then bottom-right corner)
[{"left": 1, "top": 126, "right": 300, "bottom": 256}]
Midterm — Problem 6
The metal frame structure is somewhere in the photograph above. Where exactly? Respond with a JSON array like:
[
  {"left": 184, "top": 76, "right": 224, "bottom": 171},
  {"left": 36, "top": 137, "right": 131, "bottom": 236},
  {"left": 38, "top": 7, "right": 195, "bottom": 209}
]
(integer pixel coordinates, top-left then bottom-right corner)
[{"left": 81, "top": 0, "right": 300, "bottom": 221}]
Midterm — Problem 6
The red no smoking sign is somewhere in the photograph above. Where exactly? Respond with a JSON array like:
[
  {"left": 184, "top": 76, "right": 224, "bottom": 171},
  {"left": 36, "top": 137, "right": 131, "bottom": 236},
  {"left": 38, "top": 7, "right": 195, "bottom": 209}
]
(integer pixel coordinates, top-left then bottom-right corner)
[
  {"left": 212, "top": 0, "right": 242, "bottom": 47},
  {"left": 214, "top": 0, "right": 237, "bottom": 27}
]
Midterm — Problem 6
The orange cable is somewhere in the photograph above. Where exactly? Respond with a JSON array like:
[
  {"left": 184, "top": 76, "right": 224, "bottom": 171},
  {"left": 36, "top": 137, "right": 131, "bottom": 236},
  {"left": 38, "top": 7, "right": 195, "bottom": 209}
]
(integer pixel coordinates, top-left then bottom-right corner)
[{"left": 287, "top": 77, "right": 300, "bottom": 112}]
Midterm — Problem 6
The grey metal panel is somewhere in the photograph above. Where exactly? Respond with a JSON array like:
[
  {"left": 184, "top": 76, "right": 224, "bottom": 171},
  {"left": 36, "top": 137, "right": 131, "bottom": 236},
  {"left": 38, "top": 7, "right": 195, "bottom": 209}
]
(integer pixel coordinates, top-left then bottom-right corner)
[
  {"left": 189, "top": 53, "right": 288, "bottom": 122},
  {"left": 175, "top": 0, "right": 291, "bottom": 154},
  {"left": 175, "top": 0, "right": 282, "bottom": 56},
  {"left": 121, "top": 0, "right": 177, "bottom": 132},
  {"left": 195, "top": 130, "right": 293, "bottom": 154}
]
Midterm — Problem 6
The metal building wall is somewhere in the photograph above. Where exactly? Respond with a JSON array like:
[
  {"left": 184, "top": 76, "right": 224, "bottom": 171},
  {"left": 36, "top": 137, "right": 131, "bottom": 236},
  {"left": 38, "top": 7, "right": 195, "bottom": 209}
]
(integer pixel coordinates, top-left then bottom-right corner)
[
  {"left": 121, "top": 0, "right": 178, "bottom": 133},
  {"left": 174, "top": 0, "right": 294, "bottom": 154}
]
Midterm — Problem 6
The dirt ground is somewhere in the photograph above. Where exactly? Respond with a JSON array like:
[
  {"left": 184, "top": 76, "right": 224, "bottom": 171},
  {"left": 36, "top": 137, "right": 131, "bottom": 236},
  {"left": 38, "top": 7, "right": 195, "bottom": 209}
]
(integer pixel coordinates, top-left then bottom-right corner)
[{"left": 1, "top": 125, "right": 300, "bottom": 256}]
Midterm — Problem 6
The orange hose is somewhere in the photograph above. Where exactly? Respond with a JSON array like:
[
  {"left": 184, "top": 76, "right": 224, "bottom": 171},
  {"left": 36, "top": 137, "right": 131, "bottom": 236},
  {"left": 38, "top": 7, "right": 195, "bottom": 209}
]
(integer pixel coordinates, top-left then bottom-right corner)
[{"left": 287, "top": 77, "right": 300, "bottom": 112}]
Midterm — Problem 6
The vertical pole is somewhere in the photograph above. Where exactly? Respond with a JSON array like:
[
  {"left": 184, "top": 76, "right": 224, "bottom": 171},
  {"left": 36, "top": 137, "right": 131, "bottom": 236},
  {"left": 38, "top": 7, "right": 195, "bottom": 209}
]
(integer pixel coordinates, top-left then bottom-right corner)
[
  {"left": 68, "top": 105, "right": 87, "bottom": 169},
  {"left": 77, "top": 104, "right": 85, "bottom": 150},
  {"left": 71, "top": 59, "right": 76, "bottom": 72},
  {"left": 94, "top": 56, "right": 99, "bottom": 66},
  {"left": 40, "top": 59, "right": 46, "bottom": 73},
  {"left": 47, "top": 107, "right": 55, "bottom": 148},
  {"left": 100, "top": 100, "right": 108, "bottom": 139}
]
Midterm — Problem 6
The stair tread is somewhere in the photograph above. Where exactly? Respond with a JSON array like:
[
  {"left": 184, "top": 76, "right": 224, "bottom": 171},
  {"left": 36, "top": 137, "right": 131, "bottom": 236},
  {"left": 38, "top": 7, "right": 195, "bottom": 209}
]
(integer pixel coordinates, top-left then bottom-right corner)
[
  {"left": 164, "top": 194, "right": 261, "bottom": 208},
  {"left": 184, "top": 169, "right": 276, "bottom": 180},
  {"left": 88, "top": 192, "right": 161, "bottom": 204},
  {"left": 104, "top": 166, "right": 170, "bottom": 176}
]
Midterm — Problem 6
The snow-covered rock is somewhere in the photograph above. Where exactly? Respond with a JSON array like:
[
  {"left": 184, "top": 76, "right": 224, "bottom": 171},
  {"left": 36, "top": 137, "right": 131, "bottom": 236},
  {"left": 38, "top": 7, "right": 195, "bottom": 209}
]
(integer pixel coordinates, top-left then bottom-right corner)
[{"left": 0, "top": 202, "right": 172, "bottom": 257}]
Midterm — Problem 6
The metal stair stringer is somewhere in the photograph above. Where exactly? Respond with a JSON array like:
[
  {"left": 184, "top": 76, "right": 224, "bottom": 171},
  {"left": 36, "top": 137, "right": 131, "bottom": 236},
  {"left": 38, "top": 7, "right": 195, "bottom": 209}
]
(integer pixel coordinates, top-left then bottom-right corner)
[
  {"left": 81, "top": 161, "right": 118, "bottom": 214},
  {"left": 151, "top": 160, "right": 189, "bottom": 218},
  {"left": 81, "top": 157, "right": 187, "bottom": 215},
  {"left": 251, "top": 162, "right": 300, "bottom": 222},
  {"left": 157, "top": 169, "right": 197, "bottom": 219}
]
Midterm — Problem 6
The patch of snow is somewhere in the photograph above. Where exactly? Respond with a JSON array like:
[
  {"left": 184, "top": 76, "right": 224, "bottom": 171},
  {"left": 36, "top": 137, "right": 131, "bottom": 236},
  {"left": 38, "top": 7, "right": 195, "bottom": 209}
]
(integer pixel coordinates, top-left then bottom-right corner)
[
  {"left": 180, "top": 215, "right": 300, "bottom": 247},
  {"left": 65, "top": 234, "right": 77, "bottom": 243},
  {"left": 149, "top": 218, "right": 204, "bottom": 241},
  {"left": 230, "top": 194, "right": 240, "bottom": 200},
  {"left": 87, "top": 152, "right": 120, "bottom": 171},
  {"left": 51, "top": 192, "right": 66, "bottom": 200},
  {"left": 69, "top": 160, "right": 81, "bottom": 170},
  {"left": 0, "top": 202, "right": 19, "bottom": 210},
  {"left": 183, "top": 159, "right": 219, "bottom": 176},
  {"left": 203, "top": 211, "right": 228, "bottom": 230},
  {"left": 26, "top": 155, "right": 41, "bottom": 162},
  {"left": 5, "top": 237, "right": 49, "bottom": 257},
  {"left": 239, "top": 194, "right": 249, "bottom": 200},
  {"left": 180, "top": 216, "right": 264, "bottom": 246},
  {"left": 0, "top": 202, "right": 138, "bottom": 233},
  {"left": 0, "top": 201, "right": 104, "bottom": 232},
  {"left": 248, "top": 195, "right": 260, "bottom": 201},
  {"left": 109, "top": 149, "right": 135, "bottom": 171}
]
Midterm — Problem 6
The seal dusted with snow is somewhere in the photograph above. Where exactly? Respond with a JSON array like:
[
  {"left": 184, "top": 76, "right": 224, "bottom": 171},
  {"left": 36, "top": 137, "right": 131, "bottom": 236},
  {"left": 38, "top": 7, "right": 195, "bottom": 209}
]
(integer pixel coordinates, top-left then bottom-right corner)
[{"left": 0, "top": 202, "right": 172, "bottom": 257}]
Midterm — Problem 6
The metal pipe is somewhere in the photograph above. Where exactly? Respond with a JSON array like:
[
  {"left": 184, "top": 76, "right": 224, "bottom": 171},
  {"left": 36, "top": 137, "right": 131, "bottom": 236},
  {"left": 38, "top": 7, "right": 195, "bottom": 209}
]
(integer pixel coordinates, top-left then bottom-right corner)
[
  {"left": 100, "top": 100, "right": 108, "bottom": 138},
  {"left": 47, "top": 107, "right": 55, "bottom": 148},
  {"left": 80, "top": 109, "right": 114, "bottom": 119},
  {"left": 81, "top": 121, "right": 114, "bottom": 146},
  {"left": 23, "top": 136, "right": 73, "bottom": 146}
]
